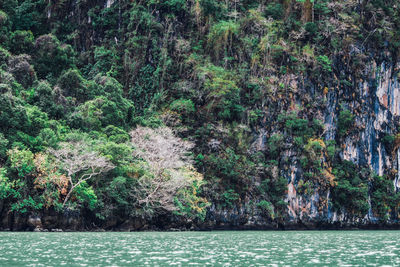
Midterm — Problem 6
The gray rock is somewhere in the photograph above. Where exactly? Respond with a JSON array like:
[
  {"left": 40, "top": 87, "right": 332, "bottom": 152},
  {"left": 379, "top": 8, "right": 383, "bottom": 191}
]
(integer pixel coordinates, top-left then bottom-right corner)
[{"left": 28, "top": 215, "right": 42, "bottom": 229}]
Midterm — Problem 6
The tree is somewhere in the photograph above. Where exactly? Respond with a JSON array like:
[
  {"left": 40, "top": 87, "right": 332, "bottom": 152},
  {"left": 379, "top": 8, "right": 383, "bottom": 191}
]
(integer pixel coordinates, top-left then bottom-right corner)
[
  {"left": 48, "top": 141, "right": 114, "bottom": 207},
  {"left": 57, "top": 69, "right": 88, "bottom": 103},
  {"left": 130, "top": 126, "right": 204, "bottom": 213},
  {"left": 33, "top": 34, "right": 74, "bottom": 79},
  {"left": 0, "top": 168, "right": 18, "bottom": 200}
]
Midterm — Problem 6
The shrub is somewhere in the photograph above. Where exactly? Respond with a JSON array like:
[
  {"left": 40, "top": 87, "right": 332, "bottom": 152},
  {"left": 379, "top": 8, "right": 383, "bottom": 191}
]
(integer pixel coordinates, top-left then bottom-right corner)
[
  {"left": 207, "top": 20, "right": 239, "bottom": 60},
  {"left": 97, "top": 141, "right": 133, "bottom": 165},
  {"left": 0, "top": 168, "right": 20, "bottom": 200},
  {"left": 7, "top": 147, "right": 35, "bottom": 178},
  {"left": 326, "top": 140, "right": 336, "bottom": 160},
  {"left": 304, "top": 138, "right": 325, "bottom": 162},
  {"left": 257, "top": 200, "right": 275, "bottom": 218},
  {"left": 103, "top": 125, "right": 130, "bottom": 144},
  {"left": 304, "top": 22, "right": 318, "bottom": 38},
  {"left": 331, "top": 160, "right": 369, "bottom": 217},
  {"left": 316, "top": 55, "right": 332, "bottom": 72},
  {"left": 0, "top": 46, "right": 10, "bottom": 69},
  {"left": 30, "top": 81, "right": 63, "bottom": 118},
  {"left": 8, "top": 54, "right": 37, "bottom": 88},
  {"left": 0, "top": 133, "right": 9, "bottom": 160},
  {"left": 222, "top": 189, "right": 239, "bottom": 208},
  {"left": 174, "top": 179, "right": 210, "bottom": 221},
  {"left": 199, "top": 64, "right": 243, "bottom": 121},
  {"left": 33, "top": 34, "right": 74, "bottom": 79},
  {"left": 337, "top": 108, "right": 354, "bottom": 137},
  {"left": 258, "top": 176, "right": 287, "bottom": 211},
  {"left": 9, "top": 30, "right": 34, "bottom": 54},
  {"left": 370, "top": 175, "right": 400, "bottom": 220},
  {"left": 74, "top": 181, "right": 98, "bottom": 211},
  {"left": 199, "top": 0, "right": 226, "bottom": 19},
  {"left": 264, "top": 3, "right": 284, "bottom": 20},
  {"left": 268, "top": 133, "right": 284, "bottom": 158},
  {"left": 57, "top": 69, "right": 88, "bottom": 103},
  {"left": 69, "top": 96, "right": 132, "bottom": 131},
  {"left": 170, "top": 99, "right": 195, "bottom": 118}
]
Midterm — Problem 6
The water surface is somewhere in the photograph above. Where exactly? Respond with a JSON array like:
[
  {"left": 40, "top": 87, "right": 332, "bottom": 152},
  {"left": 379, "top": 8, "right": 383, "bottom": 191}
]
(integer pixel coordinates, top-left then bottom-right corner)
[{"left": 0, "top": 231, "right": 399, "bottom": 266}]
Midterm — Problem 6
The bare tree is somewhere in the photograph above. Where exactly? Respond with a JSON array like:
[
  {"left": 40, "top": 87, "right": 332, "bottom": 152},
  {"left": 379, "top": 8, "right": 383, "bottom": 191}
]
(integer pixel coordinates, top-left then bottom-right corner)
[
  {"left": 48, "top": 142, "right": 114, "bottom": 207},
  {"left": 130, "top": 126, "right": 201, "bottom": 213},
  {"left": 131, "top": 126, "right": 194, "bottom": 173}
]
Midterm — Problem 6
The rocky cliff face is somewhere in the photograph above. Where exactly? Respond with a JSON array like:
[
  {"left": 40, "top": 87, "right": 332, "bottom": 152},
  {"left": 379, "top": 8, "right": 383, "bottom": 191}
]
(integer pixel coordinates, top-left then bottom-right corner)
[
  {"left": 1, "top": 0, "right": 400, "bottom": 231},
  {"left": 286, "top": 60, "right": 400, "bottom": 225},
  {"left": 205, "top": 59, "right": 400, "bottom": 230}
]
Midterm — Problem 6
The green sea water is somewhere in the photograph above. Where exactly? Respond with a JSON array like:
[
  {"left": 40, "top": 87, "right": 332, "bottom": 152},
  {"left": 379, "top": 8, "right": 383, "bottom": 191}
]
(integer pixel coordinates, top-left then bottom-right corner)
[{"left": 0, "top": 231, "right": 399, "bottom": 266}]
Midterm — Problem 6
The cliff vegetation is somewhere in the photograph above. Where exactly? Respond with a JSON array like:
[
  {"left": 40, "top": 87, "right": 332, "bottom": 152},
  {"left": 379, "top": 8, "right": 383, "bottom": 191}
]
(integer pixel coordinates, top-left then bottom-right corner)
[{"left": 1, "top": 0, "right": 400, "bottom": 230}]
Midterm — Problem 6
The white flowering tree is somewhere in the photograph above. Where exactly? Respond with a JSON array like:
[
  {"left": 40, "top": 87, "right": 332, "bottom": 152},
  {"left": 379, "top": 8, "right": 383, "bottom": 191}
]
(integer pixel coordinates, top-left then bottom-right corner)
[
  {"left": 48, "top": 141, "right": 115, "bottom": 207},
  {"left": 130, "top": 126, "right": 207, "bottom": 215}
]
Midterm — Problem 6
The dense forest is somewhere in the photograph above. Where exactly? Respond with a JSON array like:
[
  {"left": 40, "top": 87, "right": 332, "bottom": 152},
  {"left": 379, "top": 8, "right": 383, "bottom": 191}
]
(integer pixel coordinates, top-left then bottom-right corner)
[{"left": 1, "top": 0, "right": 400, "bottom": 231}]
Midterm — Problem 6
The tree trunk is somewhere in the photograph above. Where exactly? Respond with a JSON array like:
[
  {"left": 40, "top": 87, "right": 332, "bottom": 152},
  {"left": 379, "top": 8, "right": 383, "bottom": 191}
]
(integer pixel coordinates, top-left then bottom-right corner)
[
  {"left": 282, "top": 0, "right": 293, "bottom": 20},
  {"left": 301, "top": 0, "right": 313, "bottom": 23},
  {"left": 63, "top": 185, "right": 76, "bottom": 207}
]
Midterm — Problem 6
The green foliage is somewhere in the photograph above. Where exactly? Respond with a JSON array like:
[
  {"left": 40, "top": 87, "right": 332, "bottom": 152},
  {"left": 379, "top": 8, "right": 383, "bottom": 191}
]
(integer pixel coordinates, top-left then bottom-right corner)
[
  {"left": 0, "top": 133, "right": 8, "bottom": 160},
  {"left": 7, "top": 147, "right": 35, "bottom": 178},
  {"left": 26, "top": 105, "right": 49, "bottom": 136},
  {"left": 331, "top": 161, "right": 369, "bottom": 217},
  {"left": 258, "top": 176, "right": 287, "bottom": 214},
  {"left": 88, "top": 46, "right": 120, "bottom": 78},
  {"left": 203, "top": 147, "right": 253, "bottom": 187},
  {"left": 170, "top": 99, "right": 195, "bottom": 118},
  {"left": 174, "top": 180, "right": 210, "bottom": 221},
  {"left": 103, "top": 125, "right": 130, "bottom": 144},
  {"left": 304, "top": 22, "right": 318, "bottom": 37},
  {"left": 74, "top": 181, "right": 98, "bottom": 211},
  {"left": 57, "top": 69, "right": 88, "bottom": 103},
  {"left": 33, "top": 34, "right": 74, "bottom": 80},
  {"left": 11, "top": 196, "right": 43, "bottom": 213},
  {"left": 199, "top": 0, "right": 226, "bottom": 19},
  {"left": 264, "top": 3, "right": 283, "bottom": 20},
  {"left": 200, "top": 64, "right": 243, "bottom": 121},
  {"left": 370, "top": 175, "right": 400, "bottom": 220},
  {"left": 106, "top": 176, "right": 131, "bottom": 210},
  {"left": 0, "top": 168, "right": 20, "bottom": 200},
  {"left": 316, "top": 55, "right": 332, "bottom": 73},
  {"left": 207, "top": 21, "right": 239, "bottom": 60},
  {"left": 268, "top": 133, "right": 284, "bottom": 158},
  {"left": 37, "top": 128, "right": 58, "bottom": 149},
  {"left": 326, "top": 141, "right": 336, "bottom": 160},
  {"left": 297, "top": 179, "right": 313, "bottom": 196},
  {"left": 6, "top": 0, "right": 47, "bottom": 35},
  {"left": 97, "top": 141, "right": 133, "bottom": 165},
  {"left": 304, "top": 138, "right": 325, "bottom": 163},
  {"left": 0, "top": 92, "right": 29, "bottom": 138},
  {"left": 337, "top": 109, "right": 354, "bottom": 137},
  {"left": 382, "top": 134, "right": 395, "bottom": 151},
  {"left": 257, "top": 200, "right": 275, "bottom": 218},
  {"left": 221, "top": 189, "right": 239, "bottom": 208},
  {"left": 29, "top": 81, "right": 63, "bottom": 118},
  {"left": 0, "top": 46, "right": 10, "bottom": 69},
  {"left": 0, "top": 0, "right": 398, "bottom": 226},
  {"left": 156, "top": 0, "right": 187, "bottom": 14},
  {"left": 69, "top": 96, "right": 131, "bottom": 131},
  {"left": 9, "top": 30, "right": 34, "bottom": 54},
  {"left": 281, "top": 112, "right": 323, "bottom": 139}
]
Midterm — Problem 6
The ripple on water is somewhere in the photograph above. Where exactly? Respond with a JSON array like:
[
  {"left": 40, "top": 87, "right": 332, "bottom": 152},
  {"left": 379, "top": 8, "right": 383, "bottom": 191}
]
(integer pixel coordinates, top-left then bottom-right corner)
[{"left": 0, "top": 231, "right": 399, "bottom": 266}]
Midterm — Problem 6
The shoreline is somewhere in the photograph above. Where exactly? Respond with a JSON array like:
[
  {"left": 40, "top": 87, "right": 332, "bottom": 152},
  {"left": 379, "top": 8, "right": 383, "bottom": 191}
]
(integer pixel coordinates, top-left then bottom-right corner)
[{"left": 2, "top": 224, "right": 400, "bottom": 232}]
